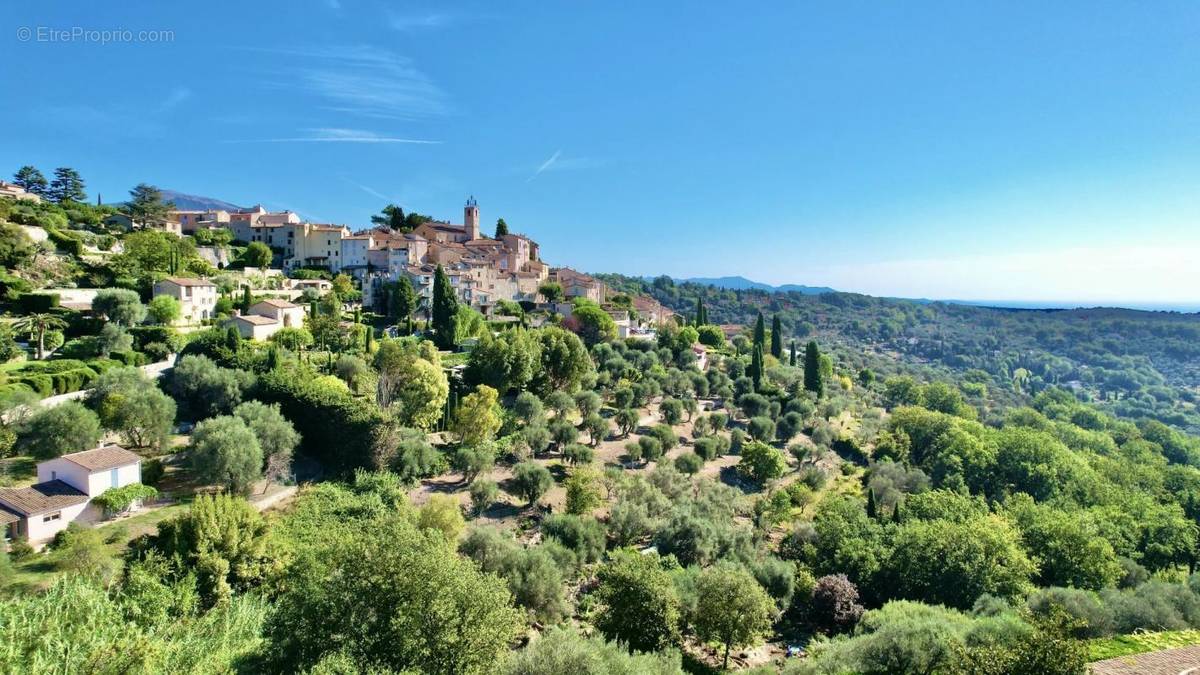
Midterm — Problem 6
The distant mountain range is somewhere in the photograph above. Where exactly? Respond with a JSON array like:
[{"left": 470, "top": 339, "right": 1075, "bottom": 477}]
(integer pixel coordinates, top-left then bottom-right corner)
[
  {"left": 675, "top": 276, "right": 835, "bottom": 295},
  {"left": 159, "top": 190, "right": 245, "bottom": 212}
]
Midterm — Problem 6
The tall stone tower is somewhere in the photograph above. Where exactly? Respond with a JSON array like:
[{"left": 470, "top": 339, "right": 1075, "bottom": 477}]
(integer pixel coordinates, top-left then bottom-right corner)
[{"left": 464, "top": 196, "right": 479, "bottom": 240}]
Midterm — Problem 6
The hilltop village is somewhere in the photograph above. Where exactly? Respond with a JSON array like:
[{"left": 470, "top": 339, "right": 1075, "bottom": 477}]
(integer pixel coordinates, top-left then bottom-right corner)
[{"left": 4, "top": 170, "right": 1200, "bottom": 674}]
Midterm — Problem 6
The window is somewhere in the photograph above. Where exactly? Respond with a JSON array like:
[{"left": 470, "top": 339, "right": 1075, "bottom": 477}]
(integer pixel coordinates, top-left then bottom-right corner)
[
  {"left": 111, "top": 468, "right": 119, "bottom": 488},
  {"left": 43, "top": 512, "right": 61, "bottom": 523},
  {"left": 50, "top": 470, "right": 56, "bottom": 480}
]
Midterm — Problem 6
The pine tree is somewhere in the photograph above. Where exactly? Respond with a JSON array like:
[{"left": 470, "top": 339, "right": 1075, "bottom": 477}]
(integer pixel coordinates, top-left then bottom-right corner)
[
  {"left": 789, "top": 341, "right": 797, "bottom": 367},
  {"left": 47, "top": 167, "right": 87, "bottom": 203},
  {"left": 770, "top": 314, "right": 783, "bottom": 359},
  {"left": 12, "top": 166, "right": 48, "bottom": 197},
  {"left": 431, "top": 264, "right": 459, "bottom": 350},
  {"left": 866, "top": 489, "right": 877, "bottom": 519},
  {"left": 123, "top": 183, "right": 173, "bottom": 226},
  {"left": 804, "top": 340, "right": 824, "bottom": 396},
  {"left": 753, "top": 312, "right": 765, "bottom": 349},
  {"left": 494, "top": 218, "right": 509, "bottom": 238}
]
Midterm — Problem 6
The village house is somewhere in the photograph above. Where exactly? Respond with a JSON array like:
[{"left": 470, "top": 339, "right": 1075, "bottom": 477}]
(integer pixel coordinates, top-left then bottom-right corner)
[
  {"left": 632, "top": 295, "right": 674, "bottom": 326},
  {"left": 0, "top": 181, "right": 42, "bottom": 203},
  {"left": 551, "top": 267, "right": 608, "bottom": 303},
  {"left": 152, "top": 277, "right": 218, "bottom": 324},
  {"left": 0, "top": 445, "right": 143, "bottom": 545},
  {"left": 229, "top": 298, "right": 305, "bottom": 340},
  {"left": 171, "top": 208, "right": 231, "bottom": 235}
]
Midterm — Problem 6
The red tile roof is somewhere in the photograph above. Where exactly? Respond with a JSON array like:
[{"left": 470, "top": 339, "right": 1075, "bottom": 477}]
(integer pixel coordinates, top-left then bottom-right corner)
[
  {"left": 0, "top": 480, "right": 88, "bottom": 515},
  {"left": 61, "top": 444, "right": 141, "bottom": 471}
]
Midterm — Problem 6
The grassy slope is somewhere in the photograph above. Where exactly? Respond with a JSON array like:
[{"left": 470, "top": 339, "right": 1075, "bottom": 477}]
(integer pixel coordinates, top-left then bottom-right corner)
[{"left": 1089, "top": 630, "right": 1200, "bottom": 661}]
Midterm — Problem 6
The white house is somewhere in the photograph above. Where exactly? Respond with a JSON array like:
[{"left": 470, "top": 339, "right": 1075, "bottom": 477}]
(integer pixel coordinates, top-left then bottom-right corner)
[
  {"left": 0, "top": 445, "right": 143, "bottom": 544},
  {"left": 153, "top": 277, "right": 218, "bottom": 324},
  {"left": 229, "top": 298, "right": 305, "bottom": 340}
]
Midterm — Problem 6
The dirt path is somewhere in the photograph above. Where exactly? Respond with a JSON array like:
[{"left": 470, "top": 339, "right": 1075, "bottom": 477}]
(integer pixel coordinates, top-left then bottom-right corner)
[{"left": 1091, "top": 646, "right": 1200, "bottom": 675}]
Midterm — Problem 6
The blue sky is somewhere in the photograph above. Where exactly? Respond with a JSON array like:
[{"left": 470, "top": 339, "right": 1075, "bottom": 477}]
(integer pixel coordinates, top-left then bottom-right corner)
[{"left": 3, "top": 2, "right": 1200, "bottom": 304}]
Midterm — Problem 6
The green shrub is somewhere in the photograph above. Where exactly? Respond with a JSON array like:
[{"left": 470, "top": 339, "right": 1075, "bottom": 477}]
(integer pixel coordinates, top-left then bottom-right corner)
[
  {"left": 15, "top": 374, "right": 52, "bottom": 397},
  {"left": 109, "top": 350, "right": 147, "bottom": 367},
  {"left": 0, "top": 271, "right": 33, "bottom": 300},
  {"left": 92, "top": 483, "right": 158, "bottom": 516},
  {"left": 43, "top": 227, "right": 84, "bottom": 256},
  {"left": 141, "top": 458, "right": 165, "bottom": 485},
  {"left": 18, "top": 293, "right": 60, "bottom": 312}
]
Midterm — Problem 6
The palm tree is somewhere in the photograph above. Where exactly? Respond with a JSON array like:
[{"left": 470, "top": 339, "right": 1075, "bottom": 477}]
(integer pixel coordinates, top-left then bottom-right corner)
[{"left": 13, "top": 313, "right": 67, "bottom": 359}]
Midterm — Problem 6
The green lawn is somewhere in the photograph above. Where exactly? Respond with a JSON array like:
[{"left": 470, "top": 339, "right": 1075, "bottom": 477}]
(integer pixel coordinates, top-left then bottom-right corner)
[
  {"left": 4, "top": 501, "right": 190, "bottom": 594},
  {"left": 1089, "top": 629, "right": 1200, "bottom": 661},
  {"left": 0, "top": 455, "right": 38, "bottom": 487}
]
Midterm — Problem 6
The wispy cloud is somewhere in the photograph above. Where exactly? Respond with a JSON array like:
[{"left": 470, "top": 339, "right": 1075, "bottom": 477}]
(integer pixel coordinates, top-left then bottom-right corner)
[
  {"left": 388, "top": 11, "right": 452, "bottom": 31},
  {"left": 338, "top": 175, "right": 396, "bottom": 203},
  {"left": 222, "top": 127, "right": 440, "bottom": 144},
  {"left": 527, "top": 150, "right": 563, "bottom": 182},
  {"left": 525, "top": 150, "right": 603, "bottom": 182},
  {"left": 237, "top": 45, "right": 448, "bottom": 120},
  {"left": 35, "top": 86, "right": 193, "bottom": 139},
  {"left": 157, "top": 87, "right": 192, "bottom": 113}
]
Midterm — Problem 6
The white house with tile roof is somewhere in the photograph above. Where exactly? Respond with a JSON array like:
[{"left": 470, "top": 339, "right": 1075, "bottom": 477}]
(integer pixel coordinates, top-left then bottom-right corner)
[
  {"left": 229, "top": 298, "right": 305, "bottom": 340},
  {"left": 0, "top": 444, "right": 143, "bottom": 544},
  {"left": 153, "top": 277, "right": 218, "bottom": 324}
]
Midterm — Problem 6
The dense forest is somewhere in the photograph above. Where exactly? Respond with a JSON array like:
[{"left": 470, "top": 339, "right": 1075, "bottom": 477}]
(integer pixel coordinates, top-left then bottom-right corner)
[{"left": 599, "top": 274, "right": 1200, "bottom": 433}]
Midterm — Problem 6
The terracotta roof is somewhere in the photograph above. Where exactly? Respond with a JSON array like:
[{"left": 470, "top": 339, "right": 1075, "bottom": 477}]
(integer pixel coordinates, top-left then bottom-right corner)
[
  {"left": 61, "top": 444, "right": 142, "bottom": 471},
  {"left": 252, "top": 298, "right": 298, "bottom": 309},
  {"left": 233, "top": 314, "right": 278, "bottom": 326},
  {"left": 0, "top": 480, "right": 88, "bottom": 516},
  {"left": 160, "top": 277, "right": 215, "bottom": 287}
]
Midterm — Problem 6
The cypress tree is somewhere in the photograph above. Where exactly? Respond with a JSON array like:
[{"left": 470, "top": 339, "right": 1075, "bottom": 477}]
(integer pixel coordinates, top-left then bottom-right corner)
[
  {"left": 751, "top": 343, "right": 764, "bottom": 391},
  {"left": 365, "top": 327, "right": 373, "bottom": 353},
  {"left": 309, "top": 300, "right": 317, "bottom": 319},
  {"left": 770, "top": 314, "right": 783, "bottom": 359},
  {"left": 431, "top": 264, "right": 459, "bottom": 350},
  {"left": 225, "top": 325, "right": 241, "bottom": 351},
  {"left": 804, "top": 340, "right": 824, "bottom": 396},
  {"left": 866, "top": 488, "right": 877, "bottom": 519},
  {"left": 266, "top": 345, "right": 280, "bottom": 370},
  {"left": 241, "top": 286, "right": 251, "bottom": 312},
  {"left": 789, "top": 341, "right": 797, "bottom": 367},
  {"left": 753, "top": 312, "right": 765, "bottom": 349},
  {"left": 892, "top": 501, "right": 903, "bottom": 524}
]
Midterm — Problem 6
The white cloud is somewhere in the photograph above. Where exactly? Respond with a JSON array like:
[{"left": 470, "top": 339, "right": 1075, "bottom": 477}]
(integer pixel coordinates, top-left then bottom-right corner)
[
  {"left": 238, "top": 45, "right": 448, "bottom": 119},
  {"left": 388, "top": 11, "right": 451, "bottom": 31},
  {"left": 157, "top": 87, "right": 192, "bottom": 112},
  {"left": 338, "top": 175, "right": 396, "bottom": 203},
  {"left": 524, "top": 151, "right": 601, "bottom": 182},
  {"left": 527, "top": 150, "right": 562, "bottom": 182},
  {"left": 222, "top": 127, "right": 440, "bottom": 144}
]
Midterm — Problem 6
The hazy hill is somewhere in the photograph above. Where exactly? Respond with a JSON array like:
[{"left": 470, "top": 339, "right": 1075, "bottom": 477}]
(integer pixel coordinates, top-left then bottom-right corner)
[
  {"left": 159, "top": 190, "right": 244, "bottom": 212},
  {"left": 675, "top": 275, "right": 835, "bottom": 294}
]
